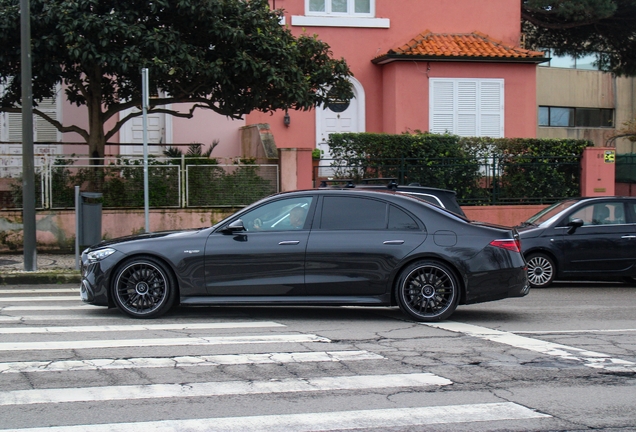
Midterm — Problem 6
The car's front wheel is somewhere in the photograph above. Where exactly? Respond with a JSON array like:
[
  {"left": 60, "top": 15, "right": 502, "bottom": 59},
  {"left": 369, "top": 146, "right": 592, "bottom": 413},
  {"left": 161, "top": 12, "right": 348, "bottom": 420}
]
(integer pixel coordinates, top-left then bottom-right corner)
[
  {"left": 112, "top": 256, "right": 176, "bottom": 318},
  {"left": 396, "top": 260, "right": 460, "bottom": 322},
  {"left": 526, "top": 253, "right": 556, "bottom": 288}
]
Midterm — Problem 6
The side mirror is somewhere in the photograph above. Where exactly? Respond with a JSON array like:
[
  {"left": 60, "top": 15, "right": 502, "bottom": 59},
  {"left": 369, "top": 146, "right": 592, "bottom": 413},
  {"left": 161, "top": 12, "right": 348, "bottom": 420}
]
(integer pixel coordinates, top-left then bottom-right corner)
[
  {"left": 223, "top": 219, "right": 246, "bottom": 234},
  {"left": 566, "top": 218, "right": 584, "bottom": 235}
]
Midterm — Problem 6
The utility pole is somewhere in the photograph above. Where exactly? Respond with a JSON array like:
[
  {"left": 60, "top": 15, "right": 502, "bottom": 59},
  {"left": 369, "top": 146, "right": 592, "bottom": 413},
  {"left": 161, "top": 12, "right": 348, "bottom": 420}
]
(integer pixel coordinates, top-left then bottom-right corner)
[
  {"left": 21, "top": 0, "right": 36, "bottom": 271},
  {"left": 142, "top": 68, "right": 150, "bottom": 233}
]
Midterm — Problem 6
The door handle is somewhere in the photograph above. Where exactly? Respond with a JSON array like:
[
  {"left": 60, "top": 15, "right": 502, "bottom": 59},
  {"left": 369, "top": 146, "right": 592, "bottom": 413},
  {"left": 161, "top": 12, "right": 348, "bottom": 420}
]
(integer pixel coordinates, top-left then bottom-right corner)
[
  {"left": 621, "top": 235, "right": 636, "bottom": 239},
  {"left": 383, "top": 240, "right": 405, "bottom": 245},
  {"left": 279, "top": 241, "right": 300, "bottom": 245}
]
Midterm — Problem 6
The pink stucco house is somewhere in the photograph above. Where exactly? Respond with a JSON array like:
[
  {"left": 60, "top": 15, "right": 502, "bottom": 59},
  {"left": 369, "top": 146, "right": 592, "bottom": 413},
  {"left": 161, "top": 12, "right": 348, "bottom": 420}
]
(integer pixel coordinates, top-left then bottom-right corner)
[{"left": 1, "top": 0, "right": 545, "bottom": 194}]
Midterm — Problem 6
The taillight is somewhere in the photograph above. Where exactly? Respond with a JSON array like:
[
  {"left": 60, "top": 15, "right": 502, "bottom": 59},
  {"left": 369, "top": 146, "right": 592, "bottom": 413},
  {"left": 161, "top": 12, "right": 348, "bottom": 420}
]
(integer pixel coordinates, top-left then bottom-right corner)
[{"left": 489, "top": 238, "right": 521, "bottom": 253}]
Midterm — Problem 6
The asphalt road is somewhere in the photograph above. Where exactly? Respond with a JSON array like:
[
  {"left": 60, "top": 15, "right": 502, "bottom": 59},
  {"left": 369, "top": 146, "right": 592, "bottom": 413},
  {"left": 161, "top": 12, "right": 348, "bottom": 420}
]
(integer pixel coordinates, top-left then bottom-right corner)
[{"left": 0, "top": 281, "right": 634, "bottom": 431}]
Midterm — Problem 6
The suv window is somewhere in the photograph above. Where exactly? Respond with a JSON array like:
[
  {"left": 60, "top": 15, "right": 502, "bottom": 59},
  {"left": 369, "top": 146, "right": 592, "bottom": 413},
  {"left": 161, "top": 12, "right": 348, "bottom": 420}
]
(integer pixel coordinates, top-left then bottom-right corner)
[{"left": 321, "top": 196, "right": 386, "bottom": 230}]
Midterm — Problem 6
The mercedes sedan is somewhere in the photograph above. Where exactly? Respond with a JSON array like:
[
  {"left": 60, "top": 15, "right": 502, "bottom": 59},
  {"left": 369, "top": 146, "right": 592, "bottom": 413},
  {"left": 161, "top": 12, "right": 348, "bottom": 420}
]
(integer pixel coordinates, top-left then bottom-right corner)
[
  {"left": 518, "top": 196, "right": 636, "bottom": 287},
  {"left": 80, "top": 189, "right": 529, "bottom": 321}
]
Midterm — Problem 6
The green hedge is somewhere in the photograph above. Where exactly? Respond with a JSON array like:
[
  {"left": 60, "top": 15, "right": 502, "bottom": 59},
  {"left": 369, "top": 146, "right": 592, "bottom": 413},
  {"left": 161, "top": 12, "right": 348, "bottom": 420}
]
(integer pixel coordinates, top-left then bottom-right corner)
[{"left": 327, "top": 132, "right": 592, "bottom": 205}]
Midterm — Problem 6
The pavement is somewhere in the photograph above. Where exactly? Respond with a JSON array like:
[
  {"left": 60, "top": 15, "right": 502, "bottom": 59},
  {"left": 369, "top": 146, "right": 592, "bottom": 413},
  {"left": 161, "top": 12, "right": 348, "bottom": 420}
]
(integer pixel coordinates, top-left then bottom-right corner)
[{"left": 0, "top": 253, "right": 81, "bottom": 285}]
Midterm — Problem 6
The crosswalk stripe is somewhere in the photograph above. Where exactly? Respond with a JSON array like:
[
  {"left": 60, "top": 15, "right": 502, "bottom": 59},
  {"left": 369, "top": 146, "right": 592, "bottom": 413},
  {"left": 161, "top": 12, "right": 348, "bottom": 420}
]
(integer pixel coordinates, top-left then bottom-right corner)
[
  {"left": 0, "top": 306, "right": 101, "bottom": 311},
  {"left": 0, "top": 373, "right": 451, "bottom": 406},
  {"left": 425, "top": 321, "right": 636, "bottom": 373},
  {"left": 0, "top": 322, "right": 285, "bottom": 334},
  {"left": 0, "top": 350, "right": 385, "bottom": 374},
  {"left": 0, "top": 334, "right": 331, "bottom": 351},
  {"left": 0, "top": 403, "right": 549, "bottom": 431},
  {"left": 0, "top": 296, "right": 79, "bottom": 302},
  {"left": 0, "top": 289, "right": 78, "bottom": 294},
  {"left": 0, "top": 315, "right": 114, "bottom": 322}
]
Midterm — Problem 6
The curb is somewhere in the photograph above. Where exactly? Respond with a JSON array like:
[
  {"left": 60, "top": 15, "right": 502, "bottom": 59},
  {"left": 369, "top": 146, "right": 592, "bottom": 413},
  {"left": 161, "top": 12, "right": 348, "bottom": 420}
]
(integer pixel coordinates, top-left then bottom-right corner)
[{"left": 0, "top": 272, "right": 81, "bottom": 285}]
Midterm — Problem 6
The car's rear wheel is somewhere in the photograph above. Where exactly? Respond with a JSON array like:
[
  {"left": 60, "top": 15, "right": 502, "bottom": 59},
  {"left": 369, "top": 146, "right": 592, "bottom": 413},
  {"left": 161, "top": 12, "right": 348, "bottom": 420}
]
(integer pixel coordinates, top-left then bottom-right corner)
[
  {"left": 526, "top": 253, "right": 555, "bottom": 288},
  {"left": 396, "top": 260, "right": 459, "bottom": 322},
  {"left": 112, "top": 256, "right": 175, "bottom": 318}
]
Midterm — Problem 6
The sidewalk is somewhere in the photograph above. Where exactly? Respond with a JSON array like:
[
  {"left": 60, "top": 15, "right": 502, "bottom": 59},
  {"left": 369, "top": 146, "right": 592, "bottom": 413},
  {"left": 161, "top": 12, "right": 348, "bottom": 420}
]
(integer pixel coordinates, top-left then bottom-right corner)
[{"left": 0, "top": 253, "right": 80, "bottom": 285}]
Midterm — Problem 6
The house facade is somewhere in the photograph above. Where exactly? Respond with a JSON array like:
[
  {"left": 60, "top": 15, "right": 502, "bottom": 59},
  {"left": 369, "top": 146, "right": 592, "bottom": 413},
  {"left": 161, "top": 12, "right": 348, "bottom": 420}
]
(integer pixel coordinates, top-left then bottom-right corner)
[{"left": 1, "top": 0, "right": 546, "bottom": 193}]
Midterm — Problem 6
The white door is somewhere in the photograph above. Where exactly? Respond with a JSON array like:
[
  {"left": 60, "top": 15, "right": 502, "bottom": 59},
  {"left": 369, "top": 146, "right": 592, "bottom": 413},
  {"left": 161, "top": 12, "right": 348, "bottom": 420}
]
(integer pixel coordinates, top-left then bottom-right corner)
[
  {"left": 316, "top": 78, "right": 365, "bottom": 177},
  {"left": 119, "top": 108, "right": 169, "bottom": 156}
]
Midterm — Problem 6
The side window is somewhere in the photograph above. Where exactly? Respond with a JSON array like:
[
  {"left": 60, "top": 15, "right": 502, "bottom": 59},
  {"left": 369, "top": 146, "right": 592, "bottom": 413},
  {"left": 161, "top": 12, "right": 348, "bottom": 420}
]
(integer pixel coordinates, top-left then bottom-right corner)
[
  {"left": 388, "top": 205, "right": 419, "bottom": 230},
  {"left": 240, "top": 197, "right": 313, "bottom": 231},
  {"left": 321, "top": 196, "right": 386, "bottom": 230},
  {"left": 569, "top": 202, "right": 625, "bottom": 226}
]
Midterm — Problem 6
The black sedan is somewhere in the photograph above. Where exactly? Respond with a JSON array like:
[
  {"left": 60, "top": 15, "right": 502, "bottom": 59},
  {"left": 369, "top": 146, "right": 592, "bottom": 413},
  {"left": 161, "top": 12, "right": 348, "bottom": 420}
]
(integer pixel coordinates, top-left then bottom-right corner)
[
  {"left": 518, "top": 196, "right": 636, "bottom": 287},
  {"left": 80, "top": 189, "right": 529, "bottom": 321}
]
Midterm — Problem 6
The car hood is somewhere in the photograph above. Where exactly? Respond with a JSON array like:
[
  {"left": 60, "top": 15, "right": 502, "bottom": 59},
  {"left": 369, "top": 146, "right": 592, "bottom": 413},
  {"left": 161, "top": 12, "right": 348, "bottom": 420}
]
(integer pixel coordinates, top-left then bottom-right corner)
[
  {"left": 87, "top": 228, "right": 204, "bottom": 251},
  {"left": 515, "top": 224, "right": 546, "bottom": 239}
]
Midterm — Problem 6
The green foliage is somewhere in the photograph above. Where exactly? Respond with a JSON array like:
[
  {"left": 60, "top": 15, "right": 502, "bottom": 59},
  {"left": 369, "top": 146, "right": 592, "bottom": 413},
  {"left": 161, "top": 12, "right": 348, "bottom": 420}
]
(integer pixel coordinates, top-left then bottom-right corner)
[
  {"left": 522, "top": 0, "right": 636, "bottom": 76},
  {"left": 0, "top": 0, "right": 353, "bottom": 160},
  {"left": 327, "top": 132, "right": 592, "bottom": 205}
]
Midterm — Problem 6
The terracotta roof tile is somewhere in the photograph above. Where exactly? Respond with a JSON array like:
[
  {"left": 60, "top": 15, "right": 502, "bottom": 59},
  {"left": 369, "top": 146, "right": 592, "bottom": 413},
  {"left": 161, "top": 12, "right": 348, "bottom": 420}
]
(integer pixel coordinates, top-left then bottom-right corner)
[{"left": 373, "top": 31, "right": 546, "bottom": 64}]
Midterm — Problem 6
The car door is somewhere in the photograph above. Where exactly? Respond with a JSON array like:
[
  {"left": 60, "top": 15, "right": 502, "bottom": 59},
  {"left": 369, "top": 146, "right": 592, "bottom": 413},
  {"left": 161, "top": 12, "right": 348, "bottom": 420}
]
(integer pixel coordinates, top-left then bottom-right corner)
[
  {"left": 555, "top": 200, "right": 636, "bottom": 275},
  {"left": 203, "top": 196, "right": 315, "bottom": 296},
  {"left": 304, "top": 195, "right": 427, "bottom": 296}
]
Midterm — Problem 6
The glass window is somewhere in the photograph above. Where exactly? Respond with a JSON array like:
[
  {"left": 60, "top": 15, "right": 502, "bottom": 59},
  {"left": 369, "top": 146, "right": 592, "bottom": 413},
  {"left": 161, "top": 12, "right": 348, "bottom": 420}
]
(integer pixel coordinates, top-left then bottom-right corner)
[
  {"left": 569, "top": 202, "right": 624, "bottom": 226},
  {"left": 240, "top": 197, "right": 313, "bottom": 231},
  {"left": 550, "top": 107, "right": 574, "bottom": 127},
  {"left": 309, "top": 0, "right": 325, "bottom": 12},
  {"left": 355, "top": 0, "right": 370, "bottom": 13},
  {"left": 332, "top": 0, "right": 347, "bottom": 13},
  {"left": 575, "top": 54, "right": 598, "bottom": 70},
  {"left": 306, "top": 0, "right": 373, "bottom": 16},
  {"left": 321, "top": 196, "right": 387, "bottom": 230},
  {"left": 388, "top": 205, "right": 419, "bottom": 230},
  {"left": 538, "top": 107, "right": 549, "bottom": 126},
  {"left": 576, "top": 108, "right": 601, "bottom": 127},
  {"left": 540, "top": 106, "right": 614, "bottom": 128},
  {"left": 601, "top": 109, "right": 614, "bottom": 127}
]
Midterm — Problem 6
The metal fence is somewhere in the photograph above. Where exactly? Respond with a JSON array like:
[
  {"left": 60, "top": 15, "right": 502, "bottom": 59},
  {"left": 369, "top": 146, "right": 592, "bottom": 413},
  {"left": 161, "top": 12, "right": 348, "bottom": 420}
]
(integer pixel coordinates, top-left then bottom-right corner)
[
  {"left": 315, "top": 155, "right": 583, "bottom": 206},
  {"left": 616, "top": 153, "right": 636, "bottom": 183},
  {"left": 1, "top": 155, "right": 279, "bottom": 210}
]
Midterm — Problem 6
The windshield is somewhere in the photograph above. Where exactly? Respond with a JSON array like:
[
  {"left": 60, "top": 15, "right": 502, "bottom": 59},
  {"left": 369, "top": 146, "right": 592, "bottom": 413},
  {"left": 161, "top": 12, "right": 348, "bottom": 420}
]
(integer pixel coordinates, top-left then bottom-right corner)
[{"left": 525, "top": 199, "right": 579, "bottom": 226}]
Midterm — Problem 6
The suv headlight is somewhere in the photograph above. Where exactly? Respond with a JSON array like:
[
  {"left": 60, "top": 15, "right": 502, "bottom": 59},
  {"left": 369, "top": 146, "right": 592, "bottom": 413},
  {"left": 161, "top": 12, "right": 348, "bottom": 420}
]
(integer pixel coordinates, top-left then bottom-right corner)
[{"left": 86, "top": 248, "right": 116, "bottom": 262}]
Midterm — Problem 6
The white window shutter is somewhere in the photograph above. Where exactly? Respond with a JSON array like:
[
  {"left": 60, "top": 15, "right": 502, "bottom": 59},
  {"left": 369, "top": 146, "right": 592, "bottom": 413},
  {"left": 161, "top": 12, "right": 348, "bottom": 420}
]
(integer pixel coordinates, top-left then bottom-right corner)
[
  {"left": 457, "top": 81, "right": 477, "bottom": 136},
  {"left": 430, "top": 78, "right": 504, "bottom": 138},
  {"left": 430, "top": 80, "right": 455, "bottom": 134},
  {"left": 34, "top": 96, "right": 60, "bottom": 142},
  {"left": 479, "top": 81, "right": 504, "bottom": 137}
]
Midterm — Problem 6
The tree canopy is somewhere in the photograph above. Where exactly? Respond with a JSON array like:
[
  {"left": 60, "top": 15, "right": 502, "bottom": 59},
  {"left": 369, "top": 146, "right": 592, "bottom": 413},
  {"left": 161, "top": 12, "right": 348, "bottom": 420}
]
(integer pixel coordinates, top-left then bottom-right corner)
[
  {"left": 522, "top": 0, "right": 636, "bottom": 76},
  {"left": 0, "top": 0, "right": 353, "bottom": 159}
]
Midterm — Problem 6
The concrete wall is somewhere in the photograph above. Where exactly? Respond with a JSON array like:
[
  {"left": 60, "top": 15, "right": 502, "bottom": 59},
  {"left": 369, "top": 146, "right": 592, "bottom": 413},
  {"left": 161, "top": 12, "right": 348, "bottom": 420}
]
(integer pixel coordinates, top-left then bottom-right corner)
[
  {"left": 0, "top": 204, "right": 547, "bottom": 253},
  {"left": 536, "top": 67, "right": 636, "bottom": 153}
]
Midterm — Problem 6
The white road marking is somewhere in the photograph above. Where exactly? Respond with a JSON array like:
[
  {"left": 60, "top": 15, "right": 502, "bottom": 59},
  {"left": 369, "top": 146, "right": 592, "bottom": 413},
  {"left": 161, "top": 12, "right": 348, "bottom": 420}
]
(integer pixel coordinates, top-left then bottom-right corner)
[
  {"left": 515, "top": 328, "right": 636, "bottom": 334},
  {"left": 0, "top": 373, "right": 451, "bottom": 406},
  {"left": 0, "top": 305, "right": 101, "bottom": 311},
  {"left": 0, "top": 350, "right": 385, "bottom": 374},
  {"left": 0, "top": 315, "right": 115, "bottom": 322},
  {"left": 0, "top": 296, "right": 79, "bottom": 302},
  {"left": 0, "top": 334, "right": 330, "bottom": 352},
  {"left": 0, "top": 321, "right": 285, "bottom": 334},
  {"left": 0, "top": 289, "right": 78, "bottom": 294},
  {"left": 0, "top": 402, "right": 549, "bottom": 431},
  {"left": 425, "top": 321, "right": 636, "bottom": 372}
]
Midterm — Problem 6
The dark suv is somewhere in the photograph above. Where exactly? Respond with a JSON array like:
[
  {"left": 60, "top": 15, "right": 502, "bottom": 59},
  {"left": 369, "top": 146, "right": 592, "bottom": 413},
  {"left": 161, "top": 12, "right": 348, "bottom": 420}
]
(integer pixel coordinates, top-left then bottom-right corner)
[{"left": 318, "top": 179, "right": 466, "bottom": 217}]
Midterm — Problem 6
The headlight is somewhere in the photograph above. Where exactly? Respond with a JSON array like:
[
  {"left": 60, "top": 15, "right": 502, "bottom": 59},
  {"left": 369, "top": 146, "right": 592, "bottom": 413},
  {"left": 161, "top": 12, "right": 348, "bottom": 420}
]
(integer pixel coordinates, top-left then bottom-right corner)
[{"left": 86, "top": 248, "right": 116, "bottom": 262}]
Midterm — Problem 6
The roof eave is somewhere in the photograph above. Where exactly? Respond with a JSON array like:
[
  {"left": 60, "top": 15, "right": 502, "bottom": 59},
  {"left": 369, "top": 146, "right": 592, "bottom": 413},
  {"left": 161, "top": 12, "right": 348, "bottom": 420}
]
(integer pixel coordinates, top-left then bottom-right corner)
[{"left": 371, "top": 55, "right": 550, "bottom": 65}]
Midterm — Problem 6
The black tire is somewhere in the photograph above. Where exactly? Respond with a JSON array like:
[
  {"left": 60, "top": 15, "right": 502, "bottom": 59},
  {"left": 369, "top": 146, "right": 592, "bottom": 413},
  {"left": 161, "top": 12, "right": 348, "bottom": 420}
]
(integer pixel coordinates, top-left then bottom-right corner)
[
  {"left": 112, "top": 256, "right": 176, "bottom": 318},
  {"left": 526, "top": 253, "right": 556, "bottom": 288},
  {"left": 396, "top": 260, "right": 460, "bottom": 322}
]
